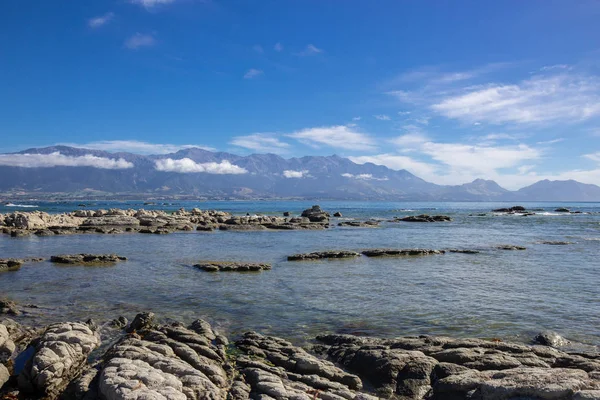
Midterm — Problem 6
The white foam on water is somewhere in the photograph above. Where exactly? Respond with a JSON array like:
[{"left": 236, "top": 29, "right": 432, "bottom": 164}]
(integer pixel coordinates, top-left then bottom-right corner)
[{"left": 5, "top": 203, "right": 39, "bottom": 208}]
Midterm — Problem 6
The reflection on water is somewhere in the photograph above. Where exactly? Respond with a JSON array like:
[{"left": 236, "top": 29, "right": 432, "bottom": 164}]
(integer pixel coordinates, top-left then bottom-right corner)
[{"left": 1, "top": 201, "right": 599, "bottom": 347}]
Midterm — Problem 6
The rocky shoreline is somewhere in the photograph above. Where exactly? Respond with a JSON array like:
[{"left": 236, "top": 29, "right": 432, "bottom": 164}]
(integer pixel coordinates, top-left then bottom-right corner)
[
  {"left": 1, "top": 311, "right": 599, "bottom": 400},
  {"left": 0, "top": 206, "right": 460, "bottom": 237}
]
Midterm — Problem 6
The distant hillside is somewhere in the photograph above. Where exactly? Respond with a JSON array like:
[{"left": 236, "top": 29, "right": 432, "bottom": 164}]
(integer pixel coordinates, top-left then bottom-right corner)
[{"left": 0, "top": 146, "right": 599, "bottom": 201}]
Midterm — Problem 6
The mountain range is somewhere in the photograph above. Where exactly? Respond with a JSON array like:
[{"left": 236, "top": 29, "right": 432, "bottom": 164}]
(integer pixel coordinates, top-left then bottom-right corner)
[{"left": 1, "top": 146, "right": 599, "bottom": 201}]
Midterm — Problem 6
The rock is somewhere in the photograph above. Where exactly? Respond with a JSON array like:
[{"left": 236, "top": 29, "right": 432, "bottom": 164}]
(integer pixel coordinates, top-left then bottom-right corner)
[
  {"left": 447, "top": 249, "right": 480, "bottom": 254},
  {"left": 361, "top": 248, "right": 445, "bottom": 257},
  {"left": 18, "top": 322, "right": 101, "bottom": 399},
  {"left": 50, "top": 254, "right": 127, "bottom": 264},
  {"left": 300, "top": 205, "right": 330, "bottom": 223},
  {"left": 394, "top": 214, "right": 452, "bottom": 222},
  {"left": 432, "top": 367, "right": 592, "bottom": 399},
  {"left": 235, "top": 332, "right": 373, "bottom": 400},
  {"left": 194, "top": 261, "right": 272, "bottom": 272},
  {"left": 109, "top": 316, "right": 128, "bottom": 329},
  {"left": 283, "top": 211, "right": 291, "bottom": 217},
  {"left": 0, "top": 299, "right": 20, "bottom": 316},
  {"left": 0, "top": 322, "right": 17, "bottom": 363},
  {"left": 539, "top": 241, "right": 573, "bottom": 245},
  {"left": 126, "top": 312, "right": 156, "bottom": 333},
  {"left": 0, "top": 363, "right": 9, "bottom": 388},
  {"left": 99, "top": 321, "right": 229, "bottom": 400},
  {"left": 533, "top": 331, "right": 570, "bottom": 347},
  {"left": 555, "top": 207, "right": 571, "bottom": 212},
  {"left": 0, "top": 258, "right": 23, "bottom": 272},
  {"left": 496, "top": 245, "right": 527, "bottom": 250},
  {"left": 492, "top": 206, "right": 526, "bottom": 213},
  {"left": 338, "top": 220, "right": 380, "bottom": 227},
  {"left": 333, "top": 212, "right": 343, "bottom": 217},
  {"left": 10, "top": 229, "right": 31, "bottom": 237},
  {"left": 287, "top": 251, "right": 361, "bottom": 261}
]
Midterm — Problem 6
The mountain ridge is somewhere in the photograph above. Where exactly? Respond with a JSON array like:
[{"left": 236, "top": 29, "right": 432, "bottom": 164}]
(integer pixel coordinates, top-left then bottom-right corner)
[{"left": 1, "top": 146, "right": 599, "bottom": 201}]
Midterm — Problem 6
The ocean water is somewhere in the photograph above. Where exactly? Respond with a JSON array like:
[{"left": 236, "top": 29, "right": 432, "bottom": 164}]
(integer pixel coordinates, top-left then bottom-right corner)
[{"left": 1, "top": 201, "right": 599, "bottom": 349}]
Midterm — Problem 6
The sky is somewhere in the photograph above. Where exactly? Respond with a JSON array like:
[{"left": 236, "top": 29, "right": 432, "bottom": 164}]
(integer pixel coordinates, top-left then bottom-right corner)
[{"left": 1, "top": 0, "right": 600, "bottom": 189}]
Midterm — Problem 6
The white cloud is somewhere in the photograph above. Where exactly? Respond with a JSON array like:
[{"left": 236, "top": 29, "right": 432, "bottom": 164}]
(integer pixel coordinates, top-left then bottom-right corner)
[
  {"left": 154, "top": 158, "right": 247, "bottom": 174},
  {"left": 62, "top": 140, "right": 215, "bottom": 155},
  {"left": 482, "top": 133, "right": 520, "bottom": 141},
  {"left": 389, "top": 133, "right": 429, "bottom": 147},
  {"left": 274, "top": 42, "right": 283, "bottom": 52},
  {"left": 230, "top": 134, "right": 290, "bottom": 154},
  {"left": 0, "top": 152, "right": 133, "bottom": 169},
  {"left": 537, "top": 138, "right": 565, "bottom": 145},
  {"left": 296, "top": 44, "right": 323, "bottom": 56},
  {"left": 341, "top": 173, "right": 388, "bottom": 181},
  {"left": 584, "top": 152, "right": 600, "bottom": 163},
  {"left": 124, "top": 33, "right": 156, "bottom": 50},
  {"left": 374, "top": 114, "right": 391, "bottom": 121},
  {"left": 130, "top": 0, "right": 176, "bottom": 8},
  {"left": 287, "top": 125, "right": 377, "bottom": 151},
  {"left": 88, "top": 12, "right": 114, "bottom": 28},
  {"left": 244, "top": 69, "right": 263, "bottom": 79},
  {"left": 253, "top": 45, "right": 264, "bottom": 54},
  {"left": 283, "top": 170, "right": 308, "bottom": 178},
  {"left": 352, "top": 116, "right": 361, "bottom": 121},
  {"left": 431, "top": 74, "right": 600, "bottom": 125}
]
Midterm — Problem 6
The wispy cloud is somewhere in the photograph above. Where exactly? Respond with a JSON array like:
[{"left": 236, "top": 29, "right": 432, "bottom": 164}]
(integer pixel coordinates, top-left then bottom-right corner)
[
  {"left": 130, "top": 0, "right": 176, "bottom": 9},
  {"left": 124, "top": 33, "right": 156, "bottom": 50},
  {"left": 244, "top": 68, "right": 263, "bottom": 79},
  {"left": 230, "top": 134, "right": 290, "bottom": 154},
  {"left": 584, "top": 152, "right": 600, "bottom": 163},
  {"left": 349, "top": 154, "right": 438, "bottom": 179},
  {"left": 283, "top": 170, "right": 308, "bottom": 178},
  {"left": 374, "top": 114, "right": 391, "bottom": 121},
  {"left": 0, "top": 152, "right": 133, "bottom": 169},
  {"left": 296, "top": 44, "right": 323, "bottom": 56},
  {"left": 537, "top": 138, "right": 565, "bottom": 145},
  {"left": 252, "top": 45, "right": 264, "bottom": 54},
  {"left": 287, "top": 125, "right": 377, "bottom": 151},
  {"left": 274, "top": 42, "right": 283, "bottom": 52},
  {"left": 352, "top": 116, "right": 361, "bottom": 121},
  {"left": 341, "top": 173, "right": 388, "bottom": 181},
  {"left": 88, "top": 12, "right": 114, "bottom": 28},
  {"left": 154, "top": 158, "right": 247, "bottom": 174},
  {"left": 431, "top": 74, "right": 600, "bottom": 125},
  {"left": 62, "top": 140, "right": 214, "bottom": 155}
]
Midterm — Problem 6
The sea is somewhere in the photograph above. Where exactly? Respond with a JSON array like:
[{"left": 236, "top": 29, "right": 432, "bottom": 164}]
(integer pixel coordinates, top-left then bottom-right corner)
[{"left": 1, "top": 200, "right": 599, "bottom": 350}]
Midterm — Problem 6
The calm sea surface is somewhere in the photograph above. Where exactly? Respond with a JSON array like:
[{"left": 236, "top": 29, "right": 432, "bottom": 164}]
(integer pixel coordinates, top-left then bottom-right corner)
[{"left": 1, "top": 201, "right": 599, "bottom": 349}]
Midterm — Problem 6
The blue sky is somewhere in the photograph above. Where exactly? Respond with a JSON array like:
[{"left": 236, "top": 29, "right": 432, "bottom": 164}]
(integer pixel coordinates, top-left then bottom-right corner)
[{"left": 1, "top": 0, "right": 600, "bottom": 189}]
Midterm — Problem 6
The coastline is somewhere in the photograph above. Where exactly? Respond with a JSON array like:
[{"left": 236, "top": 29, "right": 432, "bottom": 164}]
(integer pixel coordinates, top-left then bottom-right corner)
[{"left": 2, "top": 310, "right": 600, "bottom": 399}]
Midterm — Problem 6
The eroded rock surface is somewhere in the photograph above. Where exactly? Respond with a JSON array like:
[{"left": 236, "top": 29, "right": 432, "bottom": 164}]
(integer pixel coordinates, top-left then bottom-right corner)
[
  {"left": 194, "top": 261, "right": 272, "bottom": 272},
  {"left": 0, "top": 259, "right": 23, "bottom": 272},
  {"left": 361, "top": 249, "right": 445, "bottom": 257},
  {"left": 50, "top": 254, "right": 127, "bottom": 264},
  {"left": 316, "top": 334, "right": 600, "bottom": 399},
  {"left": 17, "top": 322, "right": 100, "bottom": 399},
  {"left": 338, "top": 221, "right": 380, "bottom": 228},
  {"left": 287, "top": 251, "right": 361, "bottom": 261}
]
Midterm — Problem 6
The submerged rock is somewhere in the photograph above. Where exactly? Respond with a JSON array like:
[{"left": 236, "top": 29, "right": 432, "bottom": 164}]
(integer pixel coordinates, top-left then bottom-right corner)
[
  {"left": 496, "top": 245, "right": 527, "bottom": 250},
  {"left": 555, "top": 207, "right": 571, "bottom": 212},
  {"left": 333, "top": 211, "right": 343, "bottom": 217},
  {"left": 533, "top": 331, "right": 570, "bottom": 347},
  {"left": 0, "top": 299, "right": 20, "bottom": 316},
  {"left": 493, "top": 206, "right": 526, "bottom": 213},
  {"left": 194, "top": 261, "right": 272, "bottom": 272},
  {"left": 50, "top": 254, "right": 127, "bottom": 264},
  {"left": 447, "top": 249, "right": 481, "bottom": 254},
  {"left": 18, "top": 322, "right": 100, "bottom": 399},
  {"left": 338, "top": 220, "right": 380, "bottom": 227},
  {"left": 0, "top": 259, "right": 23, "bottom": 272},
  {"left": 287, "top": 251, "right": 361, "bottom": 261},
  {"left": 539, "top": 240, "right": 573, "bottom": 245},
  {"left": 362, "top": 248, "right": 445, "bottom": 257},
  {"left": 394, "top": 214, "right": 452, "bottom": 222}
]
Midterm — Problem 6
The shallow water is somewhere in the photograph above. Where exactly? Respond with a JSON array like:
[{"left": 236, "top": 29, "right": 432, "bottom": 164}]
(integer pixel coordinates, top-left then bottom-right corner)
[{"left": 1, "top": 201, "right": 599, "bottom": 348}]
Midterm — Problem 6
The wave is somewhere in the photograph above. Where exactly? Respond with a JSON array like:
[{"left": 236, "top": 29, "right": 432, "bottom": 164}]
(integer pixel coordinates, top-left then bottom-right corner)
[
  {"left": 583, "top": 237, "right": 600, "bottom": 241},
  {"left": 5, "top": 203, "right": 39, "bottom": 208}
]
